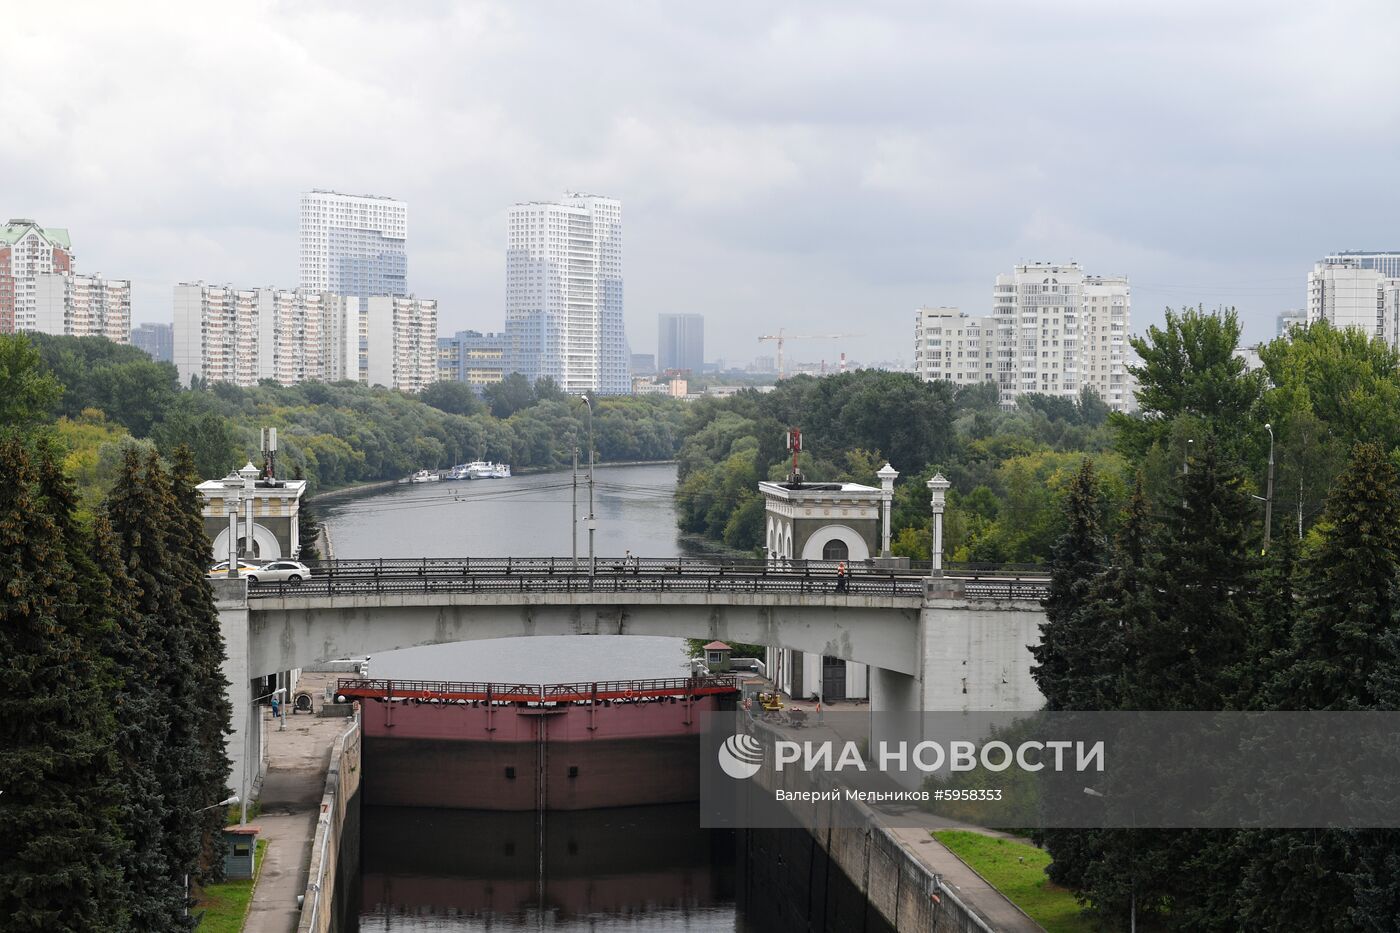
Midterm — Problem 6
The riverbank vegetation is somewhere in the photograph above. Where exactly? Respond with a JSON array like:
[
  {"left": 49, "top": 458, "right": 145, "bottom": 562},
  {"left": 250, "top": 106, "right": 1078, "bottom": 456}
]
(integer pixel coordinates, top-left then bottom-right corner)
[
  {"left": 21, "top": 333, "right": 687, "bottom": 508},
  {"left": 673, "top": 367, "right": 1125, "bottom": 559},
  {"left": 0, "top": 334, "right": 233, "bottom": 931}
]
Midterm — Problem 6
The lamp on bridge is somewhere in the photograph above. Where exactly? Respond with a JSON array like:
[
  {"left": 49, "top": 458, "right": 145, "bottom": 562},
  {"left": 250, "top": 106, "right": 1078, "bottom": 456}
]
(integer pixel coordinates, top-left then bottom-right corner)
[
  {"left": 877, "top": 463, "right": 899, "bottom": 559},
  {"left": 926, "top": 473, "right": 951, "bottom": 576}
]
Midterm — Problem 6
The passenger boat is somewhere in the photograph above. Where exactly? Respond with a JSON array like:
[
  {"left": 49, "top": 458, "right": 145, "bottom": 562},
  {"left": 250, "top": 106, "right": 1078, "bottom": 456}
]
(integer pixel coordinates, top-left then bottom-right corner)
[
  {"left": 462, "top": 460, "right": 512, "bottom": 479},
  {"left": 409, "top": 469, "right": 440, "bottom": 483}
]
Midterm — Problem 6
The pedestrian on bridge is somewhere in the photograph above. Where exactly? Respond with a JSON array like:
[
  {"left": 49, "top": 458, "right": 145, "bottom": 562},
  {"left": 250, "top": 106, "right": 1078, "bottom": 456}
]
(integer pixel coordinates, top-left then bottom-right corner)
[{"left": 835, "top": 561, "right": 848, "bottom": 593}]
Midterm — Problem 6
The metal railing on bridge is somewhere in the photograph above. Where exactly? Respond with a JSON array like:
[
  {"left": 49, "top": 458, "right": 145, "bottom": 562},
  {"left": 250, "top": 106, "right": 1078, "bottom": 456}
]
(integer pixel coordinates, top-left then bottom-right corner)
[{"left": 243, "top": 556, "right": 1049, "bottom": 601}]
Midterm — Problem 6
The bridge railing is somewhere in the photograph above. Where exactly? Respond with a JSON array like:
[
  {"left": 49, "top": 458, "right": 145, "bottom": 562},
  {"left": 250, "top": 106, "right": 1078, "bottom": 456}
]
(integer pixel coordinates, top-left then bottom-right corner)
[
  {"left": 249, "top": 571, "right": 932, "bottom": 599},
  {"left": 298, "top": 555, "right": 1048, "bottom": 579}
]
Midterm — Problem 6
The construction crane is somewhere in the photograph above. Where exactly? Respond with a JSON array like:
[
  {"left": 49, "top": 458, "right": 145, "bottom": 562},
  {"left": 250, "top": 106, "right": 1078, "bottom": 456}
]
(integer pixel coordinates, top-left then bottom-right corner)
[{"left": 757, "top": 328, "right": 861, "bottom": 380}]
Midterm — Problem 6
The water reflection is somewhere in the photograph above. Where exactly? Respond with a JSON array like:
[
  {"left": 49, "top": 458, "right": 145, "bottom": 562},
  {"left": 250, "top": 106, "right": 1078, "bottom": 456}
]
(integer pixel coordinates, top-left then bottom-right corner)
[{"left": 356, "top": 805, "right": 735, "bottom": 931}]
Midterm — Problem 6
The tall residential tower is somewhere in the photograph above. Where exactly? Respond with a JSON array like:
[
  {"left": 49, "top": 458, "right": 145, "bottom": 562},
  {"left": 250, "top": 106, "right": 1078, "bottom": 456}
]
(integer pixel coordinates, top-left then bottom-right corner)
[
  {"left": 505, "top": 194, "right": 628, "bottom": 395},
  {"left": 299, "top": 191, "right": 407, "bottom": 302}
]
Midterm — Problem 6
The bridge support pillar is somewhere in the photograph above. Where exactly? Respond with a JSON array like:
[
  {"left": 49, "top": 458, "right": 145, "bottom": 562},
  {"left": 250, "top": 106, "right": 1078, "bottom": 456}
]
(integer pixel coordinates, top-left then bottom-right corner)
[{"left": 212, "top": 579, "right": 256, "bottom": 813}]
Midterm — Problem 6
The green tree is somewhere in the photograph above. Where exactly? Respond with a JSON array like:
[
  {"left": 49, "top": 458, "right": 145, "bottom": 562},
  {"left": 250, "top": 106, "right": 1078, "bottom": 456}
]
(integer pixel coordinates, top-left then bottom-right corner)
[
  {"left": 1030, "top": 459, "right": 1106, "bottom": 711},
  {"left": 103, "top": 448, "right": 193, "bottom": 929},
  {"left": 168, "top": 448, "right": 234, "bottom": 882},
  {"left": 0, "top": 438, "right": 131, "bottom": 932},
  {"left": 1125, "top": 437, "right": 1255, "bottom": 710},
  {"left": 0, "top": 333, "right": 61, "bottom": 428},
  {"left": 419, "top": 380, "right": 485, "bottom": 417},
  {"left": 1115, "top": 307, "right": 1265, "bottom": 457},
  {"left": 483, "top": 372, "right": 536, "bottom": 418}
]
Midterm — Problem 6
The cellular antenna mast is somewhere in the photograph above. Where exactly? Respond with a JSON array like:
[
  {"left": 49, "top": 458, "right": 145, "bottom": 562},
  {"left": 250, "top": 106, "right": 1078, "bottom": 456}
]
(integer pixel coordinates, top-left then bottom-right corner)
[{"left": 786, "top": 427, "right": 804, "bottom": 486}]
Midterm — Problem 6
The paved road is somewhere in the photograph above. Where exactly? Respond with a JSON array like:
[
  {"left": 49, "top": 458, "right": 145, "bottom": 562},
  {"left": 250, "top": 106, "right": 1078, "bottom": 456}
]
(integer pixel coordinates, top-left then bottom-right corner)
[{"left": 243, "top": 675, "right": 349, "bottom": 933}]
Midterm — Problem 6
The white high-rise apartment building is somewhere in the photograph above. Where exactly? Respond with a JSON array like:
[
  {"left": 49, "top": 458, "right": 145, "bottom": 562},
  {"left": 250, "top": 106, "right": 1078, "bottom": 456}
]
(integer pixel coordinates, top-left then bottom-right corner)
[
  {"left": 174, "top": 283, "right": 348, "bottom": 388},
  {"left": 505, "top": 194, "right": 628, "bottom": 395},
  {"left": 1307, "top": 258, "right": 1400, "bottom": 347},
  {"left": 913, "top": 307, "right": 998, "bottom": 386},
  {"left": 299, "top": 191, "right": 407, "bottom": 301},
  {"left": 916, "top": 262, "right": 1133, "bottom": 412},
  {"left": 33, "top": 273, "right": 131, "bottom": 343}
]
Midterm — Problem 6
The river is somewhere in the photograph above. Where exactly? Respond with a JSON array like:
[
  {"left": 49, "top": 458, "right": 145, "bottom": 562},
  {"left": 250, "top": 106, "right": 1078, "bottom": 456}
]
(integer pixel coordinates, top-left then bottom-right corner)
[{"left": 320, "top": 463, "right": 741, "bottom": 931}]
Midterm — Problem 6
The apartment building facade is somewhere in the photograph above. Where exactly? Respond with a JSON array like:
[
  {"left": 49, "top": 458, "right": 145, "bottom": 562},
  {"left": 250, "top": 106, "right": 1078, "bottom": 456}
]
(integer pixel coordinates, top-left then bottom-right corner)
[
  {"left": 505, "top": 194, "right": 628, "bottom": 394},
  {"left": 299, "top": 190, "right": 407, "bottom": 302},
  {"left": 33, "top": 273, "right": 131, "bottom": 343},
  {"left": 915, "top": 262, "right": 1133, "bottom": 412},
  {"left": 1, "top": 219, "right": 74, "bottom": 333},
  {"left": 1307, "top": 257, "right": 1400, "bottom": 346}
]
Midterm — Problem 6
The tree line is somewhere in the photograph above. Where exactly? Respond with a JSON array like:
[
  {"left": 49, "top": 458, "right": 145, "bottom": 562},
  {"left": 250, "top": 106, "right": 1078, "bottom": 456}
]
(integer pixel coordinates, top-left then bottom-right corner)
[
  {"left": 1032, "top": 309, "right": 1400, "bottom": 930},
  {"left": 20, "top": 333, "right": 687, "bottom": 512},
  {"left": 673, "top": 367, "right": 1121, "bottom": 558},
  {"left": 0, "top": 335, "right": 232, "bottom": 931}
]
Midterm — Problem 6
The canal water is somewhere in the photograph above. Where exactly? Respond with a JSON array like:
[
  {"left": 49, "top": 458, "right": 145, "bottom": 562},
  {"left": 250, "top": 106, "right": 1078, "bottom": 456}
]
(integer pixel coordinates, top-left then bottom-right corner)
[{"left": 322, "top": 464, "right": 735, "bottom": 931}]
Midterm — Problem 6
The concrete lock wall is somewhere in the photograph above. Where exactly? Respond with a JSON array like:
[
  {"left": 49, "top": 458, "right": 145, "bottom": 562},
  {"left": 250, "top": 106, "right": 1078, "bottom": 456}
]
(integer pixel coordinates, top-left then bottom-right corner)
[
  {"left": 749, "top": 739, "right": 994, "bottom": 932},
  {"left": 297, "top": 712, "right": 362, "bottom": 933}
]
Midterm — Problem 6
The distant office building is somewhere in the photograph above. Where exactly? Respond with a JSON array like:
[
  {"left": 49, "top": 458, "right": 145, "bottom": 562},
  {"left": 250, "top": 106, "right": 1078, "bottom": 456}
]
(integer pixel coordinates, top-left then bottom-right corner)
[
  {"left": 1, "top": 218, "right": 74, "bottom": 333},
  {"left": 131, "top": 322, "right": 173, "bottom": 362},
  {"left": 32, "top": 273, "right": 130, "bottom": 343},
  {"left": 363, "top": 295, "right": 438, "bottom": 393},
  {"left": 438, "top": 330, "right": 507, "bottom": 389},
  {"left": 1307, "top": 257, "right": 1400, "bottom": 347},
  {"left": 916, "top": 263, "right": 1133, "bottom": 412},
  {"left": 658, "top": 313, "right": 704, "bottom": 374},
  {"left": 914, "top": 307, "right": 997, "bottom": 387},
  {"left": 174, "top": 283, "right": 345, "bottom": 387},
  {"left": 1277, "top": 309, "right": 1306, "bottom": 337},
  {"left": 505, "top": 194, "right": 627, "bottom": 395},
  {"left": 631, "top": 353, "right": 656, "bottom": 375},
  {"left": 1323, "top": 251, "right": 1400, "bottom": 279},
  {"left": 299, "top": 190, "right": 407, "bottom": 302}
]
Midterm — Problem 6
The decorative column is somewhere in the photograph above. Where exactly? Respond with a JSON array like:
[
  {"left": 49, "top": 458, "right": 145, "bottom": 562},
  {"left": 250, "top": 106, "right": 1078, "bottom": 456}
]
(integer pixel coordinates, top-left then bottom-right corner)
[
  {"left": 240, "top": 461, "right": 258, "bottom": 559},
  {"left": 222, "top": 473, "right": 244, "bottom": 576},
  {"left": 877, "top": 463, "right": 899, "bottom": 558},
  {"left": 926, "top": 473, "right": 951, "bottom": 576}
]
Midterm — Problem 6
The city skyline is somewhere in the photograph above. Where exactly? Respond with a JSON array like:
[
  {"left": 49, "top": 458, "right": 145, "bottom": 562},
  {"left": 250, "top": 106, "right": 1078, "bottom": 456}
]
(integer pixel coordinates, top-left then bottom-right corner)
[{"left": 4, "top": 4, "right": 1396, "bottom": 363}]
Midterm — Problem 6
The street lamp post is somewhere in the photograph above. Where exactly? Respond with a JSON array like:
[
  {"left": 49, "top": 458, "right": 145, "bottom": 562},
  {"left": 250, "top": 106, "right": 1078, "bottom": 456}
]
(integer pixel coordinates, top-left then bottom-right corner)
[
  {"left": 926, "top": 473, "right": 951, "bottom": 576},
  {"left": 241, "top": 688, "right": 285, "bottom": 825},
  {"left": 877, "top": 463, "right": 899, "bottom": 559},
  {"left": 572, "top": 446, "right": 579, "bottom": 570},
  {"left": 186, "top": 795, "right": 240, "bottom": 915},
  {"left": 581, "top": 395, "right": 596, "bottom": 579},
  {"left": 1263, "top": 422, "right": 1275, "bottom": 550}
]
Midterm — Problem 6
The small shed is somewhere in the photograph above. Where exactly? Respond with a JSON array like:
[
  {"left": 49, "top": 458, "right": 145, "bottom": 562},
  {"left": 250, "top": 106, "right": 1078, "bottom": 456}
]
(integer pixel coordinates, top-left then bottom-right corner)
[
  {"left": 703, "top": 641, "right": 733, "bottom": 672},
  {"left": 222, "top": 825, "right": 260, "bottom": 880}
]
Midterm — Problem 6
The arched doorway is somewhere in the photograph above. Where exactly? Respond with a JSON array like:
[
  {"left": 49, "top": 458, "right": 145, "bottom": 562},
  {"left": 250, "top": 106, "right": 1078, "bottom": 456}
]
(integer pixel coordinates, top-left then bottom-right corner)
[{"left": 822, "top": 539, "right": 849, "bottom": 561}]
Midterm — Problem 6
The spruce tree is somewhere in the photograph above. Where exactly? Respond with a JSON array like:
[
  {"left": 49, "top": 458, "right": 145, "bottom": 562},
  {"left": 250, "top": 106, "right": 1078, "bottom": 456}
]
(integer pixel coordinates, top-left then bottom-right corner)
[
  {"left": 1272, "top": 441, "right": 1400, "bottom": 710},
  {"left": 1030, "top": 458, "right": 1105, "bottom": 710},
  {"left": 1245, "top": 442, "right": 1400, "bottom": 931},
  {"left": 167, "top": 446, "right": 233, "bottom": 883},
  {"left": 102, "top": 447, "right": 188, "bottom": 929},
  {"left": 1125, "top": 437, "right": 1254, "bottom": 710},
  {"left": 0, "top": 437, "right": 131, "bottom": 932}
]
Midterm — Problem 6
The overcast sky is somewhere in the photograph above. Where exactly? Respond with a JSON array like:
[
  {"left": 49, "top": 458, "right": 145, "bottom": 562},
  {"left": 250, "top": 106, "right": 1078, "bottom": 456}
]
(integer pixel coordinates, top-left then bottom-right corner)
[{"left": 4, "top": 1, "right": 1398, "bottom": 366}]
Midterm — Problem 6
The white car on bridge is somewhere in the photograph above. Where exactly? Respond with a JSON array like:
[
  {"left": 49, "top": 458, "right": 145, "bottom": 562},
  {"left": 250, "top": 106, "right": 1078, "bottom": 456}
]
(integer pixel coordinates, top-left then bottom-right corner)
[{"left": 244, "top": 559, "right": 312, "bottom": 584}]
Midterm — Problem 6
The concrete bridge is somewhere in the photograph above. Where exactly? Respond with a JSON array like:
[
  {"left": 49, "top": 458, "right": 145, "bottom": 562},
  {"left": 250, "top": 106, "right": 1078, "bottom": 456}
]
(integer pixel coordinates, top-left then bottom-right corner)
[{"left": 216, "top": 556, "right": 1049, "bottom": 809}]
